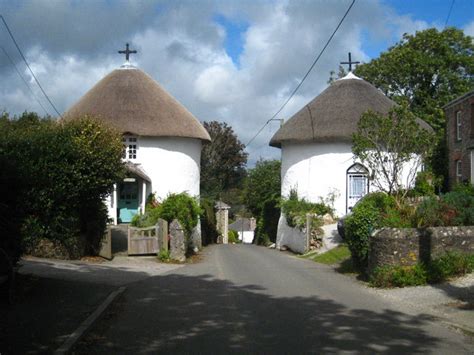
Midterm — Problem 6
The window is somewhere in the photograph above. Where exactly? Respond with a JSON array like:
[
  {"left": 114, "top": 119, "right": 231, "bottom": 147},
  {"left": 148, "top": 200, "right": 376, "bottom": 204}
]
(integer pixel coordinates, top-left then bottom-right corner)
[
  {"left": 456, "top": 160, "right": 463, "bottom": 183},
  {"left": 122, "top": 136, "right": 138, "bottom": 160},
  {"left": 456, "top": 111, "right": 462, "bottom": 141}
]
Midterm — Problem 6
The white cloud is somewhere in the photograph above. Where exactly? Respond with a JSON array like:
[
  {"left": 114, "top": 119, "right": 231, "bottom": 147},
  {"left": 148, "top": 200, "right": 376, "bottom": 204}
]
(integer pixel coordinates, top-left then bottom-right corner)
[
  {"left": 0, "top": 0, "right": 466, "bottom": 164},
  {"left": 464, "top": 20, "right": 474, "bottom": 36}
]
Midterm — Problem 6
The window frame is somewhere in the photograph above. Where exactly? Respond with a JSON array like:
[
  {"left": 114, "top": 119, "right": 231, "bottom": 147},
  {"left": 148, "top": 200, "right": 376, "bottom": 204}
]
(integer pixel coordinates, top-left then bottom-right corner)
[
  {"left": 122, "top": 135, "right": 138, "bottom": 160},
  {"left": 456, "top": 159, "right": 463, "bottom": 183},
  {"left": 456, "top": 111, "right": 462, "bottom": 141}
]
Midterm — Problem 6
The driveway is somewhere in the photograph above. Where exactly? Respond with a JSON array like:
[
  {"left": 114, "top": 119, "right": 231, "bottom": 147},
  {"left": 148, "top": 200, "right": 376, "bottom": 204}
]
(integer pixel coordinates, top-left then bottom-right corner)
[{"left": 74, "top": 244, "right": 473, "bottom": 354}]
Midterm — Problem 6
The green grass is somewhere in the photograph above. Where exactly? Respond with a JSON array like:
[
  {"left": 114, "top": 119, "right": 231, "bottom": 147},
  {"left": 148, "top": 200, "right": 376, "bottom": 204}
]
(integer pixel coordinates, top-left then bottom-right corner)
[{"left": 310, "top": 245, "right": 351, "bottom": 264}]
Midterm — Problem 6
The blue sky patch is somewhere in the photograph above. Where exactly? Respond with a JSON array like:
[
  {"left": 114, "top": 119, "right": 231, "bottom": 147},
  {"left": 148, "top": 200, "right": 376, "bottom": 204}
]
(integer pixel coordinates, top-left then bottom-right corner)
[{"left": 214, "top": 14, "right": 249, "bottom": 68}]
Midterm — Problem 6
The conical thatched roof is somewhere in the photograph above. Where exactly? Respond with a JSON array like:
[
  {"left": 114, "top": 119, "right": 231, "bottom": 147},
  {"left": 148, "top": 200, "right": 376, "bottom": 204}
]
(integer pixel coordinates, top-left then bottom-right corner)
[
  {"left": 64, "top": 66, "right": 211, "bottom": 142},
  {"left": 269, "top": 73, "right": 432, "bottom": 148}
]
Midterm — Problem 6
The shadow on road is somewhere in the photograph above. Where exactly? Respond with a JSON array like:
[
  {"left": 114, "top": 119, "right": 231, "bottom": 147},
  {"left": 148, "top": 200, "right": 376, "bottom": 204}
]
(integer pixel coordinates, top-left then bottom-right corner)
[{"left": 76, "top": 273, "right": 447, "bottom": 354}]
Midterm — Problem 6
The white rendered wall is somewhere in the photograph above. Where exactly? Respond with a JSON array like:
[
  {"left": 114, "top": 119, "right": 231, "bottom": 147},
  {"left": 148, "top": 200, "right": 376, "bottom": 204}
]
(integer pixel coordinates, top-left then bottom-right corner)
[
  {"left": 133, "top": 137, "right": 202, "bottom": 200},
  {"left": 281, "top": 142, "right": 422, "bottom": 218},
  {"left": 281, "top": 142, "right": 353, "bottom": 218}
]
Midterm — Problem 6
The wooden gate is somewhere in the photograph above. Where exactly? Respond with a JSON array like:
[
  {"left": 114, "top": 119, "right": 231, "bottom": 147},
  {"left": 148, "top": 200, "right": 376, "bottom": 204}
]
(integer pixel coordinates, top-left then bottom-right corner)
[{"left": 127, "top": 220, "right": 168, "bottom": 256}]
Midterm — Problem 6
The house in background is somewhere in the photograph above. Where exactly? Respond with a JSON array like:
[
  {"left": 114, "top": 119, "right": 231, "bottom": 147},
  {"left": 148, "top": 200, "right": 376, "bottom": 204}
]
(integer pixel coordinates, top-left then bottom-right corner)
[
  {"left": 229, "top": 217, "right": 256, "bottom": 244},
  {"left": 64, "top": 45, "right": 211, "bottom": 236},
  {"left": 444, "top": 90, "right": 474, "bottom": 188},
  {"left": 270, "top": 68, "right": 432, "bottom": 253}
]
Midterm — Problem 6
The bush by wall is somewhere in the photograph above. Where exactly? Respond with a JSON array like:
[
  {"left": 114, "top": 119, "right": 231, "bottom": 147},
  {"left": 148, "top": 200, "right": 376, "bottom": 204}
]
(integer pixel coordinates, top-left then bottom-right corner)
[
  {"left": 370, "top": 252, "right": 474, "bottom": 288},
  {"left": 132, "top": 192, "right": 201, "bottom": 253},
  {"left": 228, "top": 230, "right": 240, "bottom": 244},
  {"left": 0, "top": 112, "right": 124, "bottom": 260}
]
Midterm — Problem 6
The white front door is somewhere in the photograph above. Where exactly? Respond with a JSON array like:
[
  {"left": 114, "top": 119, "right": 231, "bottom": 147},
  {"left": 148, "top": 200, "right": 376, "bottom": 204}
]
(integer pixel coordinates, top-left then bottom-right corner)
[
  {"left": 347, "top": 174, "right": 368, "bottom": 212},
  {"left": 346, "top": 163, "right": 369, "bottom": 214}
]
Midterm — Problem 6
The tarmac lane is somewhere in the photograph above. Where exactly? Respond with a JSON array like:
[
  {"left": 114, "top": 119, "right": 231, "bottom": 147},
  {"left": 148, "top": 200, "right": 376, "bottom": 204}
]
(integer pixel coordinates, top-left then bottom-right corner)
[{"left": 72, "top": 244, "right": 473, "bottom": 354}]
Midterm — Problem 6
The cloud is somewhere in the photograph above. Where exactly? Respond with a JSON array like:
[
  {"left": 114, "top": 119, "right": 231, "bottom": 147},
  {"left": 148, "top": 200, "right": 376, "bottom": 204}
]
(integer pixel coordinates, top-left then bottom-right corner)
[
  {"left": 0, "top": 0, "right": 460, "bottom": 165},
  {"left": 464, "top": 20, "right": 474, "bottom": 36}
]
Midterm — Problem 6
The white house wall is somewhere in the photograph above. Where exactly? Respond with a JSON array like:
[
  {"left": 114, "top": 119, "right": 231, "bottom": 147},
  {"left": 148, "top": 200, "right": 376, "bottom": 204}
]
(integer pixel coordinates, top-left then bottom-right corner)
[
  {"left": 281, "top": 142, "right": 422, "bottom": 218},
  {"left": 281, "top": 142, "right": 353, "bottom": 218},
  {"left": 136, "top": 137, "right": 202, "bottom": 200}
]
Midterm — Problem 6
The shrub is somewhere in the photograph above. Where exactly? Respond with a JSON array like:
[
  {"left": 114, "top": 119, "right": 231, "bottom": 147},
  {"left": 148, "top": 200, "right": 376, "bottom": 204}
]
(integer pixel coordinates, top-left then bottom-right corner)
[
  {"left": 281, "top": 189, "right": 332, "bottom": 228},
  {"left": 370, "top": 252, "right": 474, "bottom": 288},
  {"left": 427, "top": 252, "right": 474, "bottom": 283},
  {"left": 228, "top": 230, "right": 240, "bottom": 244},
  {"left": 158, "top": 249, "right": 170, "bottom": 262},
  {"left": 254, "top": 199, "right": 279, "bottom": 244},
  {"left": 370, "top": 264, "right": 428, "bottom": 288},
  {"left": 412, "top": 171, "right": 436, "bottom": 197},
  {"left": 414, "top": 186, "right": 474, "bottom": 228},
  {"left": 344, "top": 192, "right": 400, "bottom": 269},
  {"left": 158, "top": 193, "right": 202, "bottom": 238}
]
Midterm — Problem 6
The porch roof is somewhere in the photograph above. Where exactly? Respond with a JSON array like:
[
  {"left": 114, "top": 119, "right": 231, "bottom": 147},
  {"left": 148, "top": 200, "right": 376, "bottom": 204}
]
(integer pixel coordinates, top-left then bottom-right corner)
[{"left": 124, "top": 162, "right": 151, "bottom": 182}]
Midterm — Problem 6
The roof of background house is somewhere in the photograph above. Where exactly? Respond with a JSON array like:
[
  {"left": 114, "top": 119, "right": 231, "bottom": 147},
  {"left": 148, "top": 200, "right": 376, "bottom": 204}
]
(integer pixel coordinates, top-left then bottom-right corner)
[
  {"left": 63, "top": 65, "right": 211, "bottom": 142},
  {"left": 442, "top": 89, "right": 474, "bottom": 109},
  {"left": 269, "top": 73, "right": 432, "bottom": 148}
]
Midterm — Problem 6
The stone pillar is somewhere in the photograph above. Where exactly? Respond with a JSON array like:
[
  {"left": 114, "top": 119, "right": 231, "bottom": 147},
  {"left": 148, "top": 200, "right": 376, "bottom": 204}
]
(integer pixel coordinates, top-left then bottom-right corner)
[
  {"left": 157, "top": 218, "right": 168, "bottom": 253},
  {"left": 169, "top": 219, "right": 186, "bottom": 262},
  {"left": 191, "top": 219, "right": 202, "bottom": 251},
  {"left": 215, "top": 201, "right": 230, "bottom": 244}
]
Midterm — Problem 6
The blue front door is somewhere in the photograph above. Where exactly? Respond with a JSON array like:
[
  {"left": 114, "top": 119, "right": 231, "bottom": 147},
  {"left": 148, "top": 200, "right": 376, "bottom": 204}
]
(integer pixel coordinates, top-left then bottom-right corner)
[{"left": 118, "top": 181, "right": 139, "bottom": 223}]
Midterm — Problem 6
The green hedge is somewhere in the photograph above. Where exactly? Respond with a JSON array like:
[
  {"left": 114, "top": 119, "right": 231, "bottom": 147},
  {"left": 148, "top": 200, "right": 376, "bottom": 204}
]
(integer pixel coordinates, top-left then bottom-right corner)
[{"left": 0, "top": 112, "right": 124, "bottom": 260}]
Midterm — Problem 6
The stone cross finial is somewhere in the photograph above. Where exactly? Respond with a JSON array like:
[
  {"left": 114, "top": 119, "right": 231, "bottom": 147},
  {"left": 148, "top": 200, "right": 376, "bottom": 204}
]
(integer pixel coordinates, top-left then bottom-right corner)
[
  {"left": 118, "top": 43, "right": 137, "bottom": 61},
  {"left": 340, "top": 52, "right": 360, "bottom": 72}
]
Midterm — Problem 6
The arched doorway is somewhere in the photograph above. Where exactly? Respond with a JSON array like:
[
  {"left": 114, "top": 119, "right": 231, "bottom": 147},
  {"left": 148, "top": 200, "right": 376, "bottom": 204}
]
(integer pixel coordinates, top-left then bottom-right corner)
[{"left": 346, "top": 163, "right": 369, "bottom": 214}]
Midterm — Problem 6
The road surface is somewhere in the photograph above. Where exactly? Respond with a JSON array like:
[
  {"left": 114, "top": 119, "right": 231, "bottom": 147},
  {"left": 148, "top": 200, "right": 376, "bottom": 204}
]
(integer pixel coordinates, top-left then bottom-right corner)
[{"left": 75, "top": 244, "right": 473, "bottom": 354}]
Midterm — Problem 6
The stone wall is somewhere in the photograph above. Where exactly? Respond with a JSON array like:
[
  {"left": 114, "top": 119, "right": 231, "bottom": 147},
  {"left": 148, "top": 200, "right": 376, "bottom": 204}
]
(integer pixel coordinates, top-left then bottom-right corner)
[{"left": 369, "top": 226, "right": 474, "bottom": 273}]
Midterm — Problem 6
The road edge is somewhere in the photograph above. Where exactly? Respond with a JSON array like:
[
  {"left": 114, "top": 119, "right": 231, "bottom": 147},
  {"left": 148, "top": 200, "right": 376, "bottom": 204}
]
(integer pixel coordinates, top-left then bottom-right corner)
[{"left": 54, "top": 286, "right": 126, "bottom": 355}]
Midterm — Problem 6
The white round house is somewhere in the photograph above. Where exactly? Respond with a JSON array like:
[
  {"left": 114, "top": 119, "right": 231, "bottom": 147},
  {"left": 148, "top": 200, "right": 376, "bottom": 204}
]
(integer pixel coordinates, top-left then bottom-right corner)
[
  {"left": 64, "top": 56, "right": 210, "bottom": 227},
  {"left": 270, "top": 72, "right": 431, "bottom": 253}
]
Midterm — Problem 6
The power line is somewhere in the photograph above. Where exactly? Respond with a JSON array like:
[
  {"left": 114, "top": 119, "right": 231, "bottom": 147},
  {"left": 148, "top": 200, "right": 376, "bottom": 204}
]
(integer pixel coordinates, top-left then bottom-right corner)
[
  {"left": 445, "top": 0, "right": 455, "bottom": 28},
  {"left": 1, "top": 46, "right": 50, "bottom": 116},
  {"left": 0, "top": 15, "right": 63, "bottom": 118},
  {"left": 246, "top": 0, "right": 356, "bottom": 147}
]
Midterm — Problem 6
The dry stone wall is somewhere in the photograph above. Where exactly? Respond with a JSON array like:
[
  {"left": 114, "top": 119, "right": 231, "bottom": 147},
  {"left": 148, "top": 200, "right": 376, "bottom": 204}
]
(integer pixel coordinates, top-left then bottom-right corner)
[{"left": 369, "top": 226, "right": 474, "bottom": 273}]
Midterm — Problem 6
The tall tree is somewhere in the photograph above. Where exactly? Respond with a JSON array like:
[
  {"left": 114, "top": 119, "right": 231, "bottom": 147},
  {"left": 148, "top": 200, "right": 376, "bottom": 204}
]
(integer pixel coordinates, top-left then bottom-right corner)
[
  {"left": 352, "top": 105, "right": 434, "bottom": 199},
  {"left": 244, "top": 159, "right": 281, "bottom": 244},
  {"left": 354, "top": 28, "right": 474, "bottom": 186},
  {"left": 200, "top": 121, "right": 248, "bottom": 199}
]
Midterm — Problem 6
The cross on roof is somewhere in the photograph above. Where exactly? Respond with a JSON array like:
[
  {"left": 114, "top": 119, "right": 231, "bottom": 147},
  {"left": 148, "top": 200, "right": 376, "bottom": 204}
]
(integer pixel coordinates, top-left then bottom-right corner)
[
  {"left": 118, "top": 43, "right": 137, "bottom": 61},
  {"left": 340, "top": 52, "right": 360, "bottom": 72}
]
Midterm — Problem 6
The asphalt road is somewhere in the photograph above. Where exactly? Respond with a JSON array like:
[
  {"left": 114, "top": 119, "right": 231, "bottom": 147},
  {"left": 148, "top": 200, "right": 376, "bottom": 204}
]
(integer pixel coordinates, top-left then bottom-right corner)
[{"left": 75, "top": 244, "right": 473, "bottom": 354}]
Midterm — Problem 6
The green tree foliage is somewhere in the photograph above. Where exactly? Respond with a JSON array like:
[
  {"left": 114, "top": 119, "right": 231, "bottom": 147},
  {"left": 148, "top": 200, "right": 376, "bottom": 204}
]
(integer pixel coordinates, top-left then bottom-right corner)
[
  {"left": 354, "top": 28, "right": 474, "bottom": 185},
  {"left": 0, "top": 112, "right": 124, "bottom": 258},
  {"left": 355, "top": 28, "right": 474, "bottom": 133},
  {"left": 352, "top": 105, "right": 434, "bottom": 197},
  {"left": 244, "top": 159, "right": 281, "bottom": 244},
  {"left": 201, "top": 121, "right": 248, "bottom": 199}
]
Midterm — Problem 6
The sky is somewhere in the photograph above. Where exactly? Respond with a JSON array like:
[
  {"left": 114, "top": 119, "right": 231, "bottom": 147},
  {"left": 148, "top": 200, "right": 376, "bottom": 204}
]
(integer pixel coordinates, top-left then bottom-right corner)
[{"left": 1, "top": 0, "right": 473, "bottom": 166}]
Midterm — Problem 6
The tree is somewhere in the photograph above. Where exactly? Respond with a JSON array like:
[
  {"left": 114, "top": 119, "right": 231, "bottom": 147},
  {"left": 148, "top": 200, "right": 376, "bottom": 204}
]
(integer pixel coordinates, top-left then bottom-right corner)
[
  {"left": 352, "top": 105, "right": 434, "bottom": 198},
  {"left": 354, "top": 28, "right": 474, "bottom": 186},
  {"left": 200, "top": 121, "right": 248, "bottom": 199},
  {"left": 0, "top": 112, "right": 125, "bottom": 258},
  {"left": 244, "top": 159, "right": 281, "bottom": 244}
]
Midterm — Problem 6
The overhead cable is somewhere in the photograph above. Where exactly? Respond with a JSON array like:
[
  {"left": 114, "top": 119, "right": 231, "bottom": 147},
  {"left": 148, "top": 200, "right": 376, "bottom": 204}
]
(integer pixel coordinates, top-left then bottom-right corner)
[
  {"left": 246, "top": 0, "right": 356, "bottom": 147},
  {"left": 0, "top": 15, "right": 63, "bottom": 118},
  {"left": 1, "top": 46, "right": 50, "bottom": 116}
]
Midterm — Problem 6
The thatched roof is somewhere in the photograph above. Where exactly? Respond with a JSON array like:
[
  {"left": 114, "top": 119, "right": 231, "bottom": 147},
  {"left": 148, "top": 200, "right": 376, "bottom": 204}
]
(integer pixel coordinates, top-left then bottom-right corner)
[
  {"left": 64, "top": 66, "right": 211, "bottom": 142},
  {"left": 270, "top": 73, "right": 432, "bottom": 148}
]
